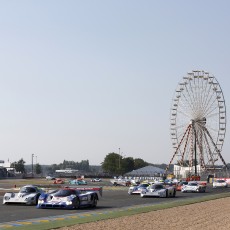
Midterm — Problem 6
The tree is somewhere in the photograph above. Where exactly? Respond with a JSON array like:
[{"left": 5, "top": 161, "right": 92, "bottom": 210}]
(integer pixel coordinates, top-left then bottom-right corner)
[
  {"left": 48, "top": 164, "right": 59, "bottom": 174},
  {"left": 101, "top": 152, "right": 120, "bottom": 175},
  {"left": 102, "top": 153, "right": 150, "bottom": 175},
  {"left": 122, "top": 157, "right": 135, "bottom": 174},
  {"left": 35, "top": 163, "right": 42, "bottom": 174},
  {"left": 59, "top": 160, "right": 90, "bottom": 171},
  {"left": 134, "top": 158, "right": 148, "bottom": 170},
  {"left": 11, "top": 158, "right": 26, "bottom": 173}
]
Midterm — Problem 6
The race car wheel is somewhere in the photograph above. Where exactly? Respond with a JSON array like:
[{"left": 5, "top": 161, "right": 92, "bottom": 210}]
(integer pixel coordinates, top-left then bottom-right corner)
[
  {"left": 165, "top": 190, "right": 168, "bottom": 198},
  {"left": 173, "top": 189, "right": 176, "bottom": 197},
  {"left": 73, "top": 198, "right": 80, "bottom": 209},
  {"left": 91, "top": 195, "right": 97, "bottom": 208},
  {"left": 35, "top": 194, "right": 40, "bottom": 205}
]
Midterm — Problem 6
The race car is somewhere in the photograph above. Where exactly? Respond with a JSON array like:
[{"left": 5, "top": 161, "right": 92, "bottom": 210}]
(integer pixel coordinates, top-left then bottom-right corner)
[
  {"left": 181, "top": 181, "right": 206, "bottom": 193},
  {"left": 3, "top": 185, "right": 44, "bottom": 205},
  {"left": 53, "top": 178, "right": 65, "bottom": 184},
  {"left": 46, "top": 175, "right": 56, "bottom": 180},
  {"left": 110, "top": 178, "right": 131, "bottom": 186},
  {"left": 176, "top": 181, "right": 188, "bottom": 191},
  {"left": 213, "top": 179, "right": 228, "bottom": 188},
  {"left": 140, "top": 183, "right": 176, "bottom": 198},
  {"left": 69, "top": 179, "right": 87, "bottom": 185},
  {"left": 91, "top": 178, "right": 102, "bottom": 182},
  {"left": 37, "top": 187, "right": 102, "bottom": 209},
  {"left": 128, "top": 183, "right": 150, "bottom": 195}
]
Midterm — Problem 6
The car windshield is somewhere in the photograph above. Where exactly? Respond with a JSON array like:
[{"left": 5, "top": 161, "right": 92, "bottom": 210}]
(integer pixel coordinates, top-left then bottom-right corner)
[
  {"left": 53, "top": 189, "right": 78, "bottom": 197},
  {"left": 216, "top": 180, "right": 225, "bottom": 183},
  {"left": 20, "top": 187, "right": 37, "bottom": 193},
  {"left": 150, "top": 184, "right": 164, "bottom": 189},
  {"left": 189, "top": 183, "right": 198, "bottom": 186},
  {"left": 139, "top": 184, "right": 149, "bottom": 188},
  {"left": 179, "top": 181, "right": 188, "bottom": 185}
]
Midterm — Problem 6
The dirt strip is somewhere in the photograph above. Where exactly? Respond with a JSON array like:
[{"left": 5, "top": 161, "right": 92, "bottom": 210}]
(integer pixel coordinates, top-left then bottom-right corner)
[{"left": 57, "top": 197, "right": 230, "bottom": 230}]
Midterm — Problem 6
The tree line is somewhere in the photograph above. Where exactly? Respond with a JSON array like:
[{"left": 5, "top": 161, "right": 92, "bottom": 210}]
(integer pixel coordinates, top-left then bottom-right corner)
[{"left": 11, "top": 153, "right": 226, "bottom": 176}]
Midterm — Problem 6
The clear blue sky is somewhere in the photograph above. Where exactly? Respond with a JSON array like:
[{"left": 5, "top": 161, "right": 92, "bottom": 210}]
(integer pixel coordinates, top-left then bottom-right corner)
[{"left": 0, "top": 1, "right": 230, "bottom": 166}]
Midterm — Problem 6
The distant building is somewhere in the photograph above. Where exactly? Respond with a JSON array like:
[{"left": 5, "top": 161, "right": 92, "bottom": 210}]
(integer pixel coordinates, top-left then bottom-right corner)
[
  {"left": 125, "top": 166, "right": 166, "bottom": 177},
  {"left": 55, "top": 168, "right": 81, "bottom": 178},
  {"left": 0, "top": 160, "right": 15, "bottom": 178},
  {"left": 0, "top": 160, "right": 12, "bottom": 169},
  {"left": 55, "top": 168, "right": 79, "bottom": 174},
  {"left": 174, "top": 165, "right": 202, "bottom": 178}
]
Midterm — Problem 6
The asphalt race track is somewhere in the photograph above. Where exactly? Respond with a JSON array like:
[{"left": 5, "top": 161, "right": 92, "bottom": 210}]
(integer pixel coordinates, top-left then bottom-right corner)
[{"left": 0, "top": 185, "right": 229, "bottom": 223}]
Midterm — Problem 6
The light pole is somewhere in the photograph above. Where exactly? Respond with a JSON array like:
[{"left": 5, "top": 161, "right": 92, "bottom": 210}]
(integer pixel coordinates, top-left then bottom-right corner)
[
  {"left": 32, "top": 154, "right": 34, "bottom": 178},
  {"left": 118, "top": 148, "right": 121, "bottom": 169}
]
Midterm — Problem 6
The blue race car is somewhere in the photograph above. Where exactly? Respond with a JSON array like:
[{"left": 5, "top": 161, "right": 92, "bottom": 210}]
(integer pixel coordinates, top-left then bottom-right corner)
[
  {"left": 69, "top": 179, "right": 87, "bottom": 185},
  {"left": 37, "top": 187, "right": 102, "bottom": 209}
]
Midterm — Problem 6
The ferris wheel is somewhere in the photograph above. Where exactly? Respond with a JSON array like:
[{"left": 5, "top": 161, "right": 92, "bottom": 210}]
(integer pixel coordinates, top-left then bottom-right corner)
[{"left": 167, "top": 70, "right": 227, "bottom": 172}]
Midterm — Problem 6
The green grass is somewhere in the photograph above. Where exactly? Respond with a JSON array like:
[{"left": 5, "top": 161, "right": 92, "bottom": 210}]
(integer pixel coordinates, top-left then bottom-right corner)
[{"left": 2, "top": 192, "right": 230, "bottom": 230}]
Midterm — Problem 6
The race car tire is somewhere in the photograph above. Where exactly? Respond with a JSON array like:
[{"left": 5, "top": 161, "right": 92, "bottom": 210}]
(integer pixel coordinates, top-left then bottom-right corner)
[
  {"left": 35, "top": 194, "right": 41, "bottom": 205},
  {"left": 165, "top": 190, "right": 168, "bottom": 198},
  {"left": 91, "top": 195, "right": 98, "bottom": 208},
  {"left": 73, "top": 198, "right": 80, "bottom": 209},
  {"left": 173, "top": 189, "right": 176, "bottom": 197}
]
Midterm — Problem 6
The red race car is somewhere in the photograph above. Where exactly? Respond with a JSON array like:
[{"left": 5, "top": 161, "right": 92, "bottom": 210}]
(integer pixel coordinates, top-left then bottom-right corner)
[
  {"left": 176, "top": 181, "right": 188, "bottom": 191},
  {"left": 53, "top": 178, "right": 65, "bottom": 184}
]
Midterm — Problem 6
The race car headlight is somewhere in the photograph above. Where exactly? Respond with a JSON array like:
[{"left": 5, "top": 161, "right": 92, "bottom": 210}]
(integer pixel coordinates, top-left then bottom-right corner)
[
  {"left": 4, "top": 196, "right": 10, "bottom": 200},
  {"left": 38, "top": 200, "right": 44, "bottom": 204},
  {"left": 66, "top": 200, "right": 72, "bottom": 205}
]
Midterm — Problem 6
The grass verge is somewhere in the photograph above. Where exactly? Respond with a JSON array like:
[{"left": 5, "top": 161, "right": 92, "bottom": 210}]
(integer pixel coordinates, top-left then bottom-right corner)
[{"left": 2, "top": 192, "right": 230, "bottom": 230}]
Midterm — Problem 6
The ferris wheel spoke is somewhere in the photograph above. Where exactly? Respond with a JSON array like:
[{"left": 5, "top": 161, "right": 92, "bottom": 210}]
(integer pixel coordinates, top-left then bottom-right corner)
[
  {"left": 203, "top": 96, "right": 219, "bottom": 116},
  {"left": 176, "top": 110, "right": 190, "bottom": 119},
  {"left": 202, "top": 82, "right": 215, "bottom": 113},
  {"left": 180, "top": 88, "right": 197, "bottom": 114},
  {"left": 205, "top": 111, "right": 219, "bottom": 119}
]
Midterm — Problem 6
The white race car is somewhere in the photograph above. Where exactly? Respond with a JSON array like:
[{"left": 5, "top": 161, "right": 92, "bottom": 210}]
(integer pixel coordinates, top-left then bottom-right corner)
[
  {"left": 91, "top": 178, "right": 102, "bottom": 182},
  {"left": 213, "top": 179, "right": 228, "bottom": 188},
  {"left": 3, "top": 185, "right": 44, "bottom": 205},
  {"left": 140, "top": 183, "right": 176, "bottom": 198},
  {"left": 128, "top": 183, "right": 150, "bottom": 195},
  {"left": 181, "top": 181, "right": 206, "bottom": 193},
  {"left": 110, "top": 178, "right": 131, "bottom": 186}
]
